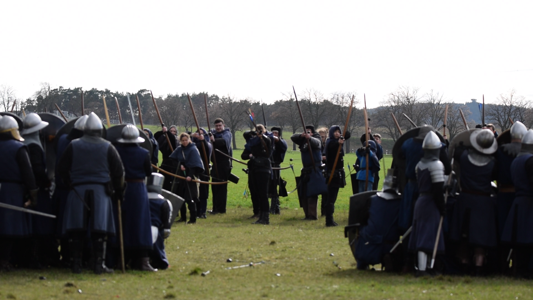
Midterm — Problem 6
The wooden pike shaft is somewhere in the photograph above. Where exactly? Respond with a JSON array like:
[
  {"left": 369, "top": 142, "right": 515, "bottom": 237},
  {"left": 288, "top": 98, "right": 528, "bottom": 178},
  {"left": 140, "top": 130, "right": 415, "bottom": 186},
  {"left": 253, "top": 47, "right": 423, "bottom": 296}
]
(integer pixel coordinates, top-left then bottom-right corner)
[
  {"left": 482, "top": 95, "right": 485, "bottom": 126},
  {"left": 187, "top": 94, "right": 209, "bottom": 170},
  {"left": 81, "top": 91, "right": 84, "bottom": 116},
  {"left": 102, "top": 96, "right": 111, "bottom": 127},
  {"left": 151, "top": 91, "right": 173, "bottom": 152},
  {"left": 10, "top": 99, "right": 16, "bottom": 112},
  {"left": 54, "top": 103, "right": 68, "bottom": 122},
  {"left": 117, "top": 199, "right": 126, "bottom": 273},
  {"left": 204, "top": 94, "right": 219, "bottom": 178},
  {"left": 327, "top": 95, "right": 354, "bottom": 185},
  {"left": 292, "top": 86, "right": 316, "bottom": 170},
  {"left": 364, "top": 94, "right": 370, "bottom": 191},
  {"left": 136, "top": 95, "right": 144, "bottom": 130},
  {"left": 443, "top": 104, "right": 448, "bottom": 138},
  {"left": 114, "top": 97, "right": 123, "bottom": 124},
  {"left": 391, "top": 113, "right": 403, "bottom": 135},
  {"left": 459, "top": 109, "right": 469, "bottom": 130}
]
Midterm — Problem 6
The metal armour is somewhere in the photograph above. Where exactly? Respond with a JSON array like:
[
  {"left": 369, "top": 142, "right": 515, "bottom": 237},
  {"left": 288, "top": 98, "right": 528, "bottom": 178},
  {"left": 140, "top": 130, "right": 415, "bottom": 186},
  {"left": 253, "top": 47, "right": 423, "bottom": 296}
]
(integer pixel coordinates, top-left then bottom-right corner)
[
  {"left": 415, "top": 125, "right": 435, "bottom": 141},
  {"left": 84, "top": 112, "right": 103, "bottom": 136},
  {"left": 520, "top": 129, "right": 533, "bottom": 155},
  {"left": 74, "top": 115, "right": 88, "bottom": 130},
  {"left": 0, "top": 115, "right": 23, "bottom": 141},
  {"left": 511, "top": 121, "right": 527, "bottom": 140},
  {"left": 470, "top": 129, "right": 497, "bottom": 155},
  {"left": 147, "top": 172, "right": 165, "bottom": 194},
  {"left": 22, "top": 113, "right": 49, "bottom": 135},
  {"left": 417, "top": 160, "right": 445, "bottom": 183},
  {"left": 422, "top": 131, "right": 441, "bottom": 150},
  {"left": 376, "top": 169, "right": 400, "bottom": 200},
  {"left": 117, "top": 124, "right": 145, "bottom": 144}
]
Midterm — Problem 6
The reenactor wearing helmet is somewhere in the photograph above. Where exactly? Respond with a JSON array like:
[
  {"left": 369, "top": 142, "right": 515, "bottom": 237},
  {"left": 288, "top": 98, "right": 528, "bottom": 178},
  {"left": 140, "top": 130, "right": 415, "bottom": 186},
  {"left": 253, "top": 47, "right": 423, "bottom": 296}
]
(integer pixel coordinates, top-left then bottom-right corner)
[
  {"left": 0, "top": 116, "right": 38, "bottom": 271},
  {"left": 501, "top": 129, "right": 533, "bottom": 278},
  {"left": 114, "top": 124, "right": 156, "bottom": 272},
  {"left": 57, "top": 112, "right": 125, "bottom": 274}
]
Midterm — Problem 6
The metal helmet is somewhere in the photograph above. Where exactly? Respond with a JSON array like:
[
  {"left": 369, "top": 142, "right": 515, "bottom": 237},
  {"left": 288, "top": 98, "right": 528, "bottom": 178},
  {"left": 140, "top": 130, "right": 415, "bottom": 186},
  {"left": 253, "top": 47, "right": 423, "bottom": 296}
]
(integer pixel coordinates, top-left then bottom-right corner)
[
  {"left": 84, "top": 112, "right": 103, "bottom": 136},
  {"left": 415, "top": 125, "right": 435, "bottom": 141},
  {"left": 117, "top": 124, "right": 145, "bottom": 143},
  {"left": 422, "top": 131, "right": 441, "bottom": 150},
  {"left": 0, "top": 115, "right": 24, "bottom": 141},
  {"left": 22, "top": 113, "right": 49, "bottom": 135},
  {"left": 470, "top": 128, "right": 497, "bottom": 154},
  {"left": 147, "top": 172, "right": 165, "bottom": 194},
  {"left": 74, "top": 115, "right": 89, "bottom": 130},
  {"left": 519, "top": 129, "right": 533, "bottom": 155},
  {"left": 510, "top": 121, "right": 527, "bottom": 141}
]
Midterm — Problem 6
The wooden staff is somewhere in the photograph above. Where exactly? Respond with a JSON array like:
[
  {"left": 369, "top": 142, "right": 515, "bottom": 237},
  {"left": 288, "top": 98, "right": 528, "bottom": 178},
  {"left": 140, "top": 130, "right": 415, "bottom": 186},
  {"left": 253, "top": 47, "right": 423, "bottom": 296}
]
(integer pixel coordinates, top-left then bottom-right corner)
[
  {"left": 509, "top": 117, "right": 514, "bottom": 125},
  {"left": 152, "top": 164, "right": 228, "bottom": 185},
  {"left": 54, "top": 103, "right": 68, "bottom": 122},
  {"left": 81, "top": 90, "right": 84, "bottom": 116},
  {"left": 136, "top": 95, "right": 144, "bottom": 130},
  {"left": 102, "top": 96, "right": 111, "bottom": 127},
  {"left": 187, "top": 94, "right": 210, "bottom": 171},
  {"left": 151, "top": 91, "right": 173, "bottom": 152},
  {"left": 292, "top": 86, "right": 317, "bottom": 171},
  {"left": 117, "top": 198, "right": 125, "bottom": 273},
  {"left": 246, "top": 108, "right": 269, "bottom": 156},
  {"left": 114, "top": 97, "right": 123, "bottom": 124},
  {"left": 482, "top": 94, "right": 485, "bottom": 126},
  {"left": 204, "top": 94, "right": 219, "bottom": 178},
  {"left": 261, "top": 103, "right": 267, "bottom": 127},
  {"left": 10, "top": 99, "right": 16, "bottom": 112},
  {"left": 443, "top": 104, "right": 448, "bottom": 138},
  {"left": 364, "top": 94, "right": 370, "bottom": 191},
  {"left": 459, "top": 109, "right": 469, "bottom": 130},
  {"left": 402, "top": 113, "right": 417, "bottom": 127},
  {"left": 391, "top": 112, "right": 403, "bottom": 135},
  {"left": 327, "top": 95, "right": 354, "bottom": 185}
]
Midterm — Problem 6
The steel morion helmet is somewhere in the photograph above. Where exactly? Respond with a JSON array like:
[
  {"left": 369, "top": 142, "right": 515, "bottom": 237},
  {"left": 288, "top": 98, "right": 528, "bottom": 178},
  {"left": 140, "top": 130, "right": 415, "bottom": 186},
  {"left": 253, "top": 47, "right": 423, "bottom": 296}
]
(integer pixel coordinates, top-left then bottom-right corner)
[
  {"left": 510, "top": 121, "right": 527, "bottom": 140},
  {"left": 0, "top": 115, "right": 24, "bottom": 141},
  {"left": 117, "top": 124, "right": 145, "bottom": 144},
  {"left": 520, "top": 129, "right": 533, "bottom": 155},
  {"left": 470, "top": 128, "right": 497, "bottom": 155},
  {"left": 22, "top": 113, "right": 49, "bottom": 135},
  {"left": 74, "top": 115, "right": 89, "bottom": 130}
]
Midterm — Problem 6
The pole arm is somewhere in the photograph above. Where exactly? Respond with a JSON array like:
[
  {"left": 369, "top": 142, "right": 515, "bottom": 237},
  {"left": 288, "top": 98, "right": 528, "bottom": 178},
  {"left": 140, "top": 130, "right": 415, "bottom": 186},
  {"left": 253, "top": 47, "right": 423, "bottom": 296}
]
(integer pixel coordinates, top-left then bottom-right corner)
[
  {"left": 151, "top": 90, "right": 173, "bottom": 152},
  {"left": 136, "top": 95, "right": 144, "bottom": 130},
  {"left": 204, "top": 94, "right": 220, "bottom": 178},
  {"left": 327, "top": 95, "right": 354, "bottom": 185},
  {"left": 391, "top": 112, "right": 403, "bottom": 135},
  {"left": 187, "top": 94, "right": 210, "bottom": 170},
  {"left": 459, "top": 109, "right": 469, "bottom": 130},
  {"left": 114, "top": 97, "right": 123, "bottom": 124},
  {"left": 54, "top": 103, "right": 68, "bottom": 122},
  {"left": 292, "top": 86, "right": 317, "bottom": 171}
]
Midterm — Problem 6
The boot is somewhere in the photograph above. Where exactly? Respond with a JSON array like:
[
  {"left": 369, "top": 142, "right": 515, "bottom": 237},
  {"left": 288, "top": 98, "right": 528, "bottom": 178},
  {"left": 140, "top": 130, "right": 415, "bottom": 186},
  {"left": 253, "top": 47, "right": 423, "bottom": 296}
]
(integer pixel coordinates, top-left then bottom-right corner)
[
  {"left": 253, "top": 211, "right": 270, "bottom": 225},
  {"left": 188, "top": 210, "right": 197, "bottom": 224},
  {"left": 272, "top": 197, "right": 281, "bottom": 215},
  {"left": 325, "top": 203, "right": 338, "bottom": 227},
  {"left": 177, "top": 204, "right": 187, "bottom": 222},
  {"left": 139, "top": 257, "right": 158, "bottom": 272},
  {"left": 308, "top": 198, "right": 318, "bottom": 220},
  {"left": 69, "top": 238, "right": 83, "bottom": 274},
  {"left": 93, "top": 239, "right": 113, "bottom": 274}
]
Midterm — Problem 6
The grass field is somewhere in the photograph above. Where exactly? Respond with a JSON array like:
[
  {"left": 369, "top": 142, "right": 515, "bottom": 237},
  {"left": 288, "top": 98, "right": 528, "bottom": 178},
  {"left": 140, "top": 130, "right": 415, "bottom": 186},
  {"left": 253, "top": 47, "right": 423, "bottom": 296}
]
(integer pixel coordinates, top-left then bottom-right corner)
[{"left": 1, "top": 125, "right": 531, "bottom": 299}]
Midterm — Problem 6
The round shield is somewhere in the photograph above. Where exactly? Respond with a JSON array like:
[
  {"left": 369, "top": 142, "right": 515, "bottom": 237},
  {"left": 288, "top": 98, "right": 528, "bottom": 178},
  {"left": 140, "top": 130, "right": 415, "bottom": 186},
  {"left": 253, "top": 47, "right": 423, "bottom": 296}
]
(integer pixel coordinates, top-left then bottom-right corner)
[
  {"left": 105, "top": 124, "right": 152, "bottom": 157},
  {"left": 0, "top": 112, "right": 23, "bottom": 130},
  {"left": 54, "top": 116, "right": 108, "bottom": 154},
  {"left": 38, "top": 113, "right": 66, "bottom": 181}
]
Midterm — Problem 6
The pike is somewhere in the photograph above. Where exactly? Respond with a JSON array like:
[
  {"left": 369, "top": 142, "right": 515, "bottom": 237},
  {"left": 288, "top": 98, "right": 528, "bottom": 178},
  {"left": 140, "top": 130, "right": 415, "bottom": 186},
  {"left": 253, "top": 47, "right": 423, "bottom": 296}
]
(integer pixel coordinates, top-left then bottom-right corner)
[
  {"left": 136, "top": 95, "right": 144, "bottom": 130},
  {"left": 114, "top": 97, "right": 123, "bottom": 124},
  {"left": 204, "top": 94, "right": 219, "bottom": 178},
  {"left": 443, "top": 104, "right": 448, "bottom": 138},
  {"left": 187, "top": 94, "right": 210, "bottom": 170},
  {"left": 151, "top": 90, "right": 173, "bottom": 152},
  {"left": 102, "top": 96, "right": 111, "bottom": 127},
  {"left": 126, "top": 94, "right": 136, "bottom": 126},
  {"left": 292, "top": 86, "right": 317, "bottom": 171},
  {"left": 509, "top": 117, "right": 514, "bottom": 125},
  {"left": 10, "top": 99, "right": 16, "bottom": 112},
  {"left": 391, "top": 113, "right": 403, "bottom": 135},
  {"left": 0, "top": 202, "right": 56, "bottom": 218},
  {"left": 153, "top": 164, "right": 228, "bottom": 185},
  {"left": 261, "top": 103, "right": 267, "bottom": 127},
  {"left": 215, "top": 148, "right": 291, "bottom": 170},
  {"left": 364, "top": 94, "right": 370, "bottom": 191},
  {"left": 402, "top": 113, "right": 417, "bottom": 127},
  {"left": 327, "top": 95, "right": 354, "bottom": 185},
  {"left": 54, "top": 103, "right": 68, "bottom": 122},
  {"left": 81, "top": 90, "right": 85, "bottom": 116},
  {"left": 482, "top": 94, "right": 485, "bottom": 126},
  {"left": 459, "top": 109, "right": 469, "bottom": 130}
]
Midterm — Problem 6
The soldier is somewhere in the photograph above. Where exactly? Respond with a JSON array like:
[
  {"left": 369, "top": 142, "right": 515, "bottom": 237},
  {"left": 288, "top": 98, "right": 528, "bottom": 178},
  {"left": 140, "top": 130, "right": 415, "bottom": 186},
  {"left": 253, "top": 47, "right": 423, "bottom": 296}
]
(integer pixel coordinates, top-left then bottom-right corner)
[
  {"left": 170, "top": 133, "right": 204, "bottom": 224},
  {"left": 209, "top": 118, "right": 232, "bottom": 215},
  {"left": 408, "top": 131, "right": 446, "bottom": 277},
  {"left": 143, "top": 128, "right": 160, "bottom": 167},
  {"left": 318, "top": 127, "right": 329, "bottom": 216},
  {"left": 191, "top": 128, "right": 212, "bottom": 219},
  {"left": 114, "top": 124, "right": 156, "bottom": 271},
  {"left": 324, "top": 125, "right": 351, "bottom": 227},
  {"left": 268, "top": 127, "right": 287, "bottom": 215},
  {"left": 242, "top": 125, "right": 272, "bottom": 224},
  {"left": 0, "top": 116, "right": 38, "bottom": 271},
  {"left": 355, "top": 140, "right": 380, "bottom": 193},
  {"left": 501, "top": 129, "right": 533, "bottom": 278},
  {"left": 449, "top": 129, "right": 497, "bottom": 276},
  {"left": 154, "top": 125, "right": 178, "bottom": 191},
  {"left": 57, "top": 112, "right": 125, "bottom": 274},
  {"left": 372, "top": 133, "right": 384, "bottom": 190},
  {"left": 147, "top": 173, "right": 173, "bottom": 270},
  {"left": 21, "top": 113, "right": 56, "bottom": 268},
  {"left": 291, "top": 125, "right": 325, "bottom": 220}
]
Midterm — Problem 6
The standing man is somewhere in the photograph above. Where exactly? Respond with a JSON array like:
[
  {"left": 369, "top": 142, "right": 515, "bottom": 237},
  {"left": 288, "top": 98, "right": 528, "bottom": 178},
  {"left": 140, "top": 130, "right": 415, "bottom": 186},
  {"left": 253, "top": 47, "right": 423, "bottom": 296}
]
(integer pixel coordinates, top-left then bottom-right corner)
[
  {"left": 269, "top": 127, "right": 287, "bottom": 215},
  {"left": 155, "top": 125, "right": 178, "bottom": 191},
  {"left": 372, "top": 133, "right": 384, "bottom": 190},
  {"left": 191, "top": 128, "right": 212, "bottom": 219},
  {"left": 209, "top": 118, "right": 232, "bottom": 215},
  {"left": 58, "top": 112, "right": 125, "bottom": 274}
]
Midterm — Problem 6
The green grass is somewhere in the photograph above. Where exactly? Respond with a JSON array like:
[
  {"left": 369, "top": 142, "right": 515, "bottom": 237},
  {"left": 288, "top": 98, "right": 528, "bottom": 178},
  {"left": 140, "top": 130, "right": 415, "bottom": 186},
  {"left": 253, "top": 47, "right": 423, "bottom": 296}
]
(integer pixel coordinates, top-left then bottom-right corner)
[{"left": 1, "top": 125, "right": 528, "bottom": 299}]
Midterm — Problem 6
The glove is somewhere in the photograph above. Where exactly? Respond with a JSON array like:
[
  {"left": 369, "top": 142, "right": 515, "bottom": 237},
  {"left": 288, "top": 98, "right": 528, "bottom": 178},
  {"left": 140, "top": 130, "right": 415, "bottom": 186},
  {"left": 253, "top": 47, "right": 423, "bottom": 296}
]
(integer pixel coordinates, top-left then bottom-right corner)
[{"left": 164, "top": 229, "right": 171, "bottom": 239}]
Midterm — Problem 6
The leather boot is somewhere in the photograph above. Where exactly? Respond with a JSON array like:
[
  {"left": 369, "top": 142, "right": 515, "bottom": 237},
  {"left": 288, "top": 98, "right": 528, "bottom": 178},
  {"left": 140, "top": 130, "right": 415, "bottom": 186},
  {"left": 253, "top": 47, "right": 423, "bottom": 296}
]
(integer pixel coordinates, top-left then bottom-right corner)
[
  {"left": 253, "top": 211, "right": 270, "bottom": 225},
  {"left": 308, "top": 198, "right": 318, "bottom": 220},
  {"left": 270, "top": 197, "right": 280, "bottom": 215},
  {"left": 93, "top": 239, "right": 113, "bottom": 274},
  {"left": 325, "top": 203, "right": 338, "bottom": 227},
  {"left": 188, "top": 210, "right": 197, "bottom": 224},
  {"left": 140, "top": 257, "right": 158, "bottom": 272},
  {"left": 69, "top": 238, "right": 83, "bottom": 274}
]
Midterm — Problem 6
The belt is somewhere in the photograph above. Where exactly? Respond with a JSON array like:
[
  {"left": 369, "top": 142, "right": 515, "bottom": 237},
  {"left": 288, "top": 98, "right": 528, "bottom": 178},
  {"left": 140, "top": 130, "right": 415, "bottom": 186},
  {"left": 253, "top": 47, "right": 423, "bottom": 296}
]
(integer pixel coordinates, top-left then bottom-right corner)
[
  {"left": 462, "top": 189, "right": 491, "bottom": 197},
  {"left": 499, "top": 184, "right": 515, "bottom": 193},
  {"left": 126, "top": 179, "right": 144, "bottom": 183}
]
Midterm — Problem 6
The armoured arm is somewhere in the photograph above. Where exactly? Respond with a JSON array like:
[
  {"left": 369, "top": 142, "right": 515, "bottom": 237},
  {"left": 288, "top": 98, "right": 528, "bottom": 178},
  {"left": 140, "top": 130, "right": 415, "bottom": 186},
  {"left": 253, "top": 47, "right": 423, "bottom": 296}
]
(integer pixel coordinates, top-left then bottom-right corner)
[
  {"left": 241, "top": 147, "right": 252, "bottom": 160},
  {"left": 429, "top": 160, "right": 446, "bottom": 215}
]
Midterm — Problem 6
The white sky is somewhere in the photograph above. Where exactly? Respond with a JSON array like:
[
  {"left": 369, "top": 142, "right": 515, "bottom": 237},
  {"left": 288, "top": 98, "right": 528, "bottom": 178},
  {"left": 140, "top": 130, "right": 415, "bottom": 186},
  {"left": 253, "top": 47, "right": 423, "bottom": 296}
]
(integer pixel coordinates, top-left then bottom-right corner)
[{"left": 1, "top": 1, "right": 532, "bottom": 108}]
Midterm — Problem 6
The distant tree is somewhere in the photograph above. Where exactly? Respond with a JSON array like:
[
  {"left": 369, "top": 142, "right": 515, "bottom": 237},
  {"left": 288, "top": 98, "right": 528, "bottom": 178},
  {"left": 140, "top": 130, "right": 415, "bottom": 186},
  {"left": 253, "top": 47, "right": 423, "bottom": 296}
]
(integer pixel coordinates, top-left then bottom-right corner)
[
  {"left": 486, "top": 90, "right": 530, "bottom": 132},
  {"left": 0, "top": 85, "right": 16, "bottom": 112},
  {"left": 214, "top": 96, "right": 250, "bottom": 149}
]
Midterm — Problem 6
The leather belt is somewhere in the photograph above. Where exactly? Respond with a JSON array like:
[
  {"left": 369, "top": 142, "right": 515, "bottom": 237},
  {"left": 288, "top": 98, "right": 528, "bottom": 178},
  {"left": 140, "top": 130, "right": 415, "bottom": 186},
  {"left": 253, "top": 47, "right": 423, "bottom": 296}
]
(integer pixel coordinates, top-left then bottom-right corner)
[{"left": 462, "top": 189, "right": 491, "bottom": 197}]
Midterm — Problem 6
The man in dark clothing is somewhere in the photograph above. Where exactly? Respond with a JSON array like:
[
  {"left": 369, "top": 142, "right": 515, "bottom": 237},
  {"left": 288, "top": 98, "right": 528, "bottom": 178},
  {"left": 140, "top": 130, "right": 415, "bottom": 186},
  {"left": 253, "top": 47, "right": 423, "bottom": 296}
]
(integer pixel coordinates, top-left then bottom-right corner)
[
  {"left": 191, "top": 128, "right": 212, "bottom": 219},
  {"left": 269, "top": 127, "right": 287, "bottom": 215},
  {"left": 57, "top": 112, "right": 125, "bottom": 274},
  {"left": 154, "top": 125, "right": 178, "bottom": 191},
  {"left": 209, "top": 118, "right": 232, "bottom": 214},
  {"left": 143, "top": 128, "right": 159, "bottom": 168}
]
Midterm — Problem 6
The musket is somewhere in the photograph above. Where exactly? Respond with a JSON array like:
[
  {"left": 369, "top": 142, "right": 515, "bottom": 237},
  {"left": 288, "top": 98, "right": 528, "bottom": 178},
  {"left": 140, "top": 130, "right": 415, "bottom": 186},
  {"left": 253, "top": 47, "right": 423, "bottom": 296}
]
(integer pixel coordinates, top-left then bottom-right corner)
[
  {"left": 292, "top": 86, "right": 317, "bottom": 171},
  {"left": 482, "top": 95, "right": 485, "bottom": 126},
  {"left": 364, "top": 94, "right": 370, "bottom": 191},
  {"left": 114, "top": 97, "right": 123, "bottom": 124},
  {"left": 81, "top": 90, "right": 84, "bottom": 116},
  {"left": 204, "top": 94, "right": 219, "bottom": 178},
  {"left": 443, "top": 104, "right": 448, "bottom": 138},
  {"left": 10, "top": 99, "right": 16, "bottom": 112},
  {"left": 153, "top": 164, "right": 228, "bottom": 185},
  {"left": 391, "top": 113, "right": 403, "bottom": 135},
  {"left": 187, "top": 94, "right": 210, "bottom": 172},
  {"left": 136, "top": 95, "right": 144, "bottom": 130},
  {"left": 151, "top": 91, "right": 173, "bottom": 152},
  {"left": 0, "top": 202, "right": 56, "bottom": 218},
  {"left": 126, "top": 94, "right": 136, "bottom": 126},
  {"left": 102, "top": 96, "right": 111, "bottom": 127},
  {"left": 459, "top": 109, "right": 469, "bottom": 130},
  {"left": 54, "top": 103, "right": 68, "bottom": 122},
  {"left": 327, "top": 95, "right": 354, "bottom": 185},
  {"left": 430, "top": 158, "right": 454, "bottom": 269},
  {"left": 390, "top": 226, "right": 412, "bottom": 253},
  {"left": 402, "top": 113, "right": 417, "bottom": 127},
  {"left": 261, "top": 103, "right": 267, "bottom": 127}
]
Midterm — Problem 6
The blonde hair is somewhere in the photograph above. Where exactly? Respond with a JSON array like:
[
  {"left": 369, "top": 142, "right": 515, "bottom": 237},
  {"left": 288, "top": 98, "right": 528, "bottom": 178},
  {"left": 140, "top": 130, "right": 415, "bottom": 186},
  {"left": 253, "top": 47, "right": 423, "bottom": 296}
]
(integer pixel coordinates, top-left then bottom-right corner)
[{"left": 179, "top": 132, "right": 190, "bottom": 141}]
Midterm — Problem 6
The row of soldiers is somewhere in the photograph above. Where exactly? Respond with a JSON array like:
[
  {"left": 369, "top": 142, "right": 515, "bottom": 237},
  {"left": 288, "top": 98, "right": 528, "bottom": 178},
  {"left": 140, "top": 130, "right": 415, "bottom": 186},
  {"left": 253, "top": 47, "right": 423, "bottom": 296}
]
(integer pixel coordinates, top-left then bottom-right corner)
[{"left": 347, "top": 122, "right": 533, "bottom": 278}]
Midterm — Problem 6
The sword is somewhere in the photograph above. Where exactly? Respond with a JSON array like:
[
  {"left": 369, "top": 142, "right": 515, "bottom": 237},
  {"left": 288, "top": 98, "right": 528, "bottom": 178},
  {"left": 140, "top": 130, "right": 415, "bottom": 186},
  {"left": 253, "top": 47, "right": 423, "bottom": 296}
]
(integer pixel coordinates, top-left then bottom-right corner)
[
  {"left": 389, "top": 226, "right": 412, "bottom": 253},
  {"left": 0, "top": 202, "right": 56, "bottom": 218}
]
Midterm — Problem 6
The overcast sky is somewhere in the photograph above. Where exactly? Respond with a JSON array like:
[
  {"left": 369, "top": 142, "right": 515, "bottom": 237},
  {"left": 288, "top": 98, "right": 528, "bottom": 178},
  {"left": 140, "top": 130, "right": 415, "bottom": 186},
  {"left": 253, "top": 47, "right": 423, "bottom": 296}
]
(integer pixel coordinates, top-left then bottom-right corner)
[{"left": 1, "top": 1, "right": 532, "bottom": 108}]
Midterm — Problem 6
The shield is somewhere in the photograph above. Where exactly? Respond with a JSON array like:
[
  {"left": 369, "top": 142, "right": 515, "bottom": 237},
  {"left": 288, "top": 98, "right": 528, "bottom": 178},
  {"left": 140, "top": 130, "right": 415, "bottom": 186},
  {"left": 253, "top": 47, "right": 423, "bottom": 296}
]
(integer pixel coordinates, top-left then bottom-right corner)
[
  {"left": 448, "top": 129, "right": 476, "bottom": 182},
  {"left": 344, "top": 190, "right": 377, "bottom": 262},
  {"left": 161, "top": 188, "right": 185, "bottom": 222},
  {"left": 497, "top": 129, "right": 511, "bottom": 146},
  {"left": 105, "top": 124, "right": 152, "bottom": 157},
  {"left": 0, "top": 112, "right": 23, "bottom": 130},
  {"left": 391, "top": 127, "right": 445, "bottom": 194},
  {"left": 38, "top": 113, "right": 66, "bottom": 181},
  {"left": 54, "top": 117, "right": 108, "bottom": 153}
]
